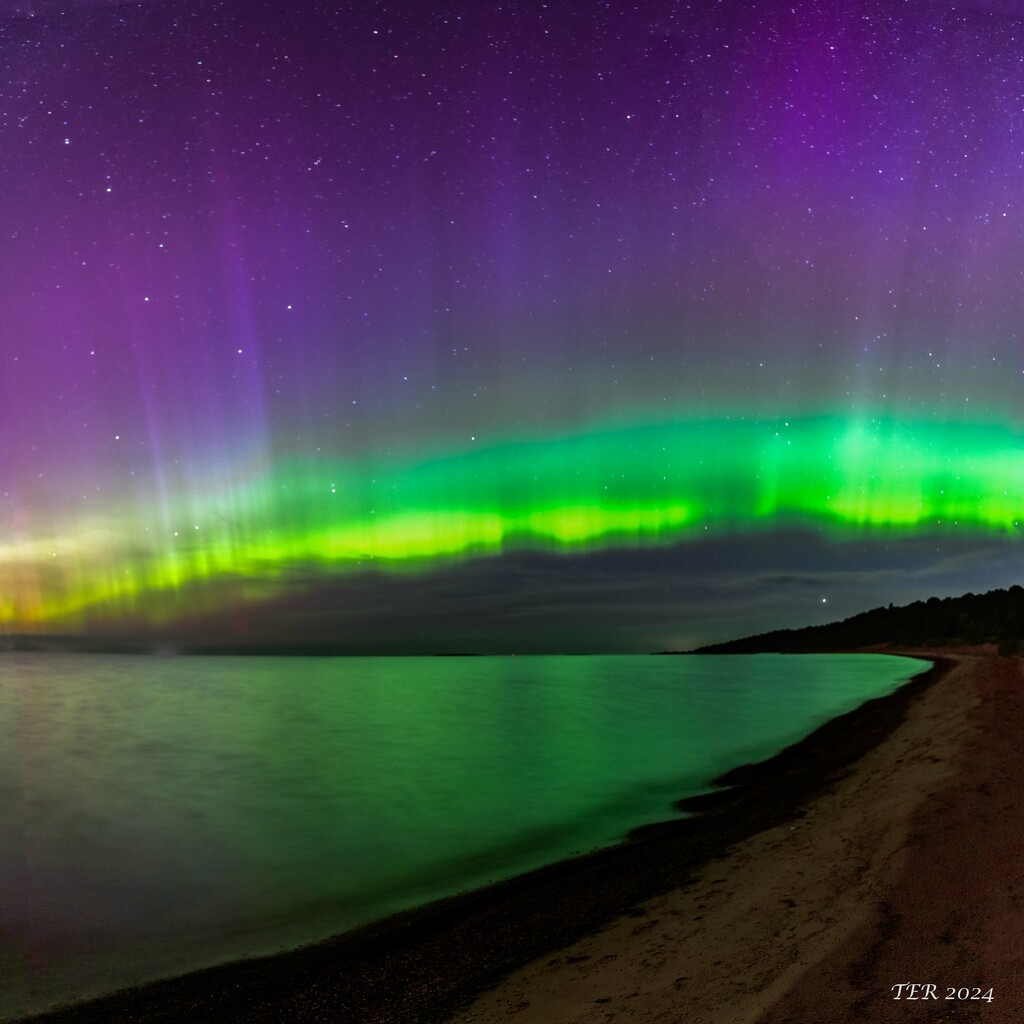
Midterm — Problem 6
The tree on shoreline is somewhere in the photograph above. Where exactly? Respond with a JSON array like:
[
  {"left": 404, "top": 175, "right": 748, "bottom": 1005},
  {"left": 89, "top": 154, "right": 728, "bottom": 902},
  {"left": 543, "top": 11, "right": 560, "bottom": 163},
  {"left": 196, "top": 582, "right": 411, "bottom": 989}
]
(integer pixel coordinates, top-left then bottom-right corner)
[{"left": 684, "top": 585, "right": 1024, "bottom": 654}]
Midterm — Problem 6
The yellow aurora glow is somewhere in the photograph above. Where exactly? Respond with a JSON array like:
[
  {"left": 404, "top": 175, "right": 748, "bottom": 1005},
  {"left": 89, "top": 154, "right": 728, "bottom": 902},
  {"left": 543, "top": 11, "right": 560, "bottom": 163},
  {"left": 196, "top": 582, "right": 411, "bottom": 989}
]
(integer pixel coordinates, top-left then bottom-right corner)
[{"left": 4, "top": 415, "right": 1022, "bottom": 631}]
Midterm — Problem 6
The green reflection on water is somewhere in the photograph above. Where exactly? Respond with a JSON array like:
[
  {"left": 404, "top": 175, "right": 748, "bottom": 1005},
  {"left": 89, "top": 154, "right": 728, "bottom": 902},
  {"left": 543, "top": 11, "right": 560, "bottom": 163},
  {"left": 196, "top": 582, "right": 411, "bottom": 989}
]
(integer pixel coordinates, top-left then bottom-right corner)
[{"left": 0, "top": 651, "right": 923, "bottom": 1017}]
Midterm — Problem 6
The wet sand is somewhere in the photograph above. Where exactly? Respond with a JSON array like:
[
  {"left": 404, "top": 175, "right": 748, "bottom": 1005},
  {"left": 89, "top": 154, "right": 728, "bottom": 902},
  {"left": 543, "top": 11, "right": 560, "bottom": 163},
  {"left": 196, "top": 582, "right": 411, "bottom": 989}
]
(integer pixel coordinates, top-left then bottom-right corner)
[{"left": 14, "top": 651, "right": 992, "bottom": 1024}]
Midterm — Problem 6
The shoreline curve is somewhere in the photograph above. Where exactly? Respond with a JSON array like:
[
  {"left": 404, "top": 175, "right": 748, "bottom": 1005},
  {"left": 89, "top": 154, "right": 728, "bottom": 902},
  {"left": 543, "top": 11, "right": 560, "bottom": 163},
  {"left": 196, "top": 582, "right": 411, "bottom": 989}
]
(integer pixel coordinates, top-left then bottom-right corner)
[{"left": 12, "top": 653, "right": 948, "bottom": 1024}]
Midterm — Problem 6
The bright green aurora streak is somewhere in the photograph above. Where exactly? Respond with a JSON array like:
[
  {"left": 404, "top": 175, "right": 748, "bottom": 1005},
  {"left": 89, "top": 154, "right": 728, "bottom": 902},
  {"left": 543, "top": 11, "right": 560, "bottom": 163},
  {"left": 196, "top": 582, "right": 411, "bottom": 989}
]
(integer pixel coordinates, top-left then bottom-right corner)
[{"left": 4, "top": 415, "right": 1022, "bottom": 629}]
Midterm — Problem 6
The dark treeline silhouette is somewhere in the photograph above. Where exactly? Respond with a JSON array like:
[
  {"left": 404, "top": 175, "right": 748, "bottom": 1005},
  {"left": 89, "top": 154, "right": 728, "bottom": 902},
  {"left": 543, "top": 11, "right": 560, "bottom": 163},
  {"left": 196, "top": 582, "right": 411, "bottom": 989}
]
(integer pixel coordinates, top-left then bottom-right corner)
[{"left": 684, "top": 586, "right": 1024, "bottom": 655}]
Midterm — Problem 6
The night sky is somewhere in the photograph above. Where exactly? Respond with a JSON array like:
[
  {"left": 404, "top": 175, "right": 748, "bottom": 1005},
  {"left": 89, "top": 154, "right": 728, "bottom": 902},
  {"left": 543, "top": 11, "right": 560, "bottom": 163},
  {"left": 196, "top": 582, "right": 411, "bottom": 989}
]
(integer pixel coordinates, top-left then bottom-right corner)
[{"left": 3, "top": 0, "right": 1024, "bottom": 652}]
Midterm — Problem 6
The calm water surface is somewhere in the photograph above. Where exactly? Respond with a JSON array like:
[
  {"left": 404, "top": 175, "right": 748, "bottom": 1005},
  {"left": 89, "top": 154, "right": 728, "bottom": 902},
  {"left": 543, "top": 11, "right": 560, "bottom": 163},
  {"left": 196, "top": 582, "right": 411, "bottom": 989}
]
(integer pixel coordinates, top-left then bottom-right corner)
[{"left": 0, "top": 652, "right": 925, "bottom": 1018}]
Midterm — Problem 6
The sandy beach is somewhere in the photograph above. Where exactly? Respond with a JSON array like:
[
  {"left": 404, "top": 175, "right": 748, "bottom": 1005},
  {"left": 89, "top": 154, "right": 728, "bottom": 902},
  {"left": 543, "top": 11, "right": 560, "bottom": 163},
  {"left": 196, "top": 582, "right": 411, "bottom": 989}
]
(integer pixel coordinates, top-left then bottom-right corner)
[
  {"left": 16, "top": 651, "right": 1017, "bottom": 1023},
  {"left": 453, "top": 651, "right": 1021, "bottom": 1023}
]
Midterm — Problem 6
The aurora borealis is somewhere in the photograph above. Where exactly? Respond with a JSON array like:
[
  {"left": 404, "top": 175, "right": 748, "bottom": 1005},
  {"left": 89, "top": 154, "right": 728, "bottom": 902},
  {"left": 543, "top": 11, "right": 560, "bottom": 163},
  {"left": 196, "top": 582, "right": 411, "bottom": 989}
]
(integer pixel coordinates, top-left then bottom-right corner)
[{"left": 3, "top": 0, "right": 1024, "bottom": 651}]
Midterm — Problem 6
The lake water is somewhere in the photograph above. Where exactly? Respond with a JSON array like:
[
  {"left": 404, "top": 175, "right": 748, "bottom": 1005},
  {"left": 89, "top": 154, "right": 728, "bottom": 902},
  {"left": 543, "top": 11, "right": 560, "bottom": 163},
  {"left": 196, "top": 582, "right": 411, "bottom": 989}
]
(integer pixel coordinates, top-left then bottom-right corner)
[{"left": 0, "top": 652, "right": 924, "bottom": 1019}]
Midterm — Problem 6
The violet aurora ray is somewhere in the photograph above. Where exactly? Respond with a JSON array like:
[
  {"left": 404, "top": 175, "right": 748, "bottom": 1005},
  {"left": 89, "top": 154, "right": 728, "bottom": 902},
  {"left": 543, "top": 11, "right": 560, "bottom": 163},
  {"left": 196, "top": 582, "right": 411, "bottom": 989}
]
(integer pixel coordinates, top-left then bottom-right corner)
[{"left": 2, "top": 0, "right": 1024, "bottom": 650}]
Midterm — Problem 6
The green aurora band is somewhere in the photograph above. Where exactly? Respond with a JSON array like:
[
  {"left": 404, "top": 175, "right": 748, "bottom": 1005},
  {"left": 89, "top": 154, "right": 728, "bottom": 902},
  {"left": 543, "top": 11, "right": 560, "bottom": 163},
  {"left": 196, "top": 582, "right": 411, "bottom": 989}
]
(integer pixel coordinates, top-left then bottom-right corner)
[{"left": 4, "top": 414, "right": 1022, "bottom": 629}]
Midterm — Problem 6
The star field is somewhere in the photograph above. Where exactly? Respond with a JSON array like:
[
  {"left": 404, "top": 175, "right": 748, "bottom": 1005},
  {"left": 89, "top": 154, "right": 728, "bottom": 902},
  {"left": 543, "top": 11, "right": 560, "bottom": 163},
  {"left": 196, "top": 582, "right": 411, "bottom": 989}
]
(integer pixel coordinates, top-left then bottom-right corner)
[{"left": 2, "top": 0, "right": 1023, "bottom": 650}]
